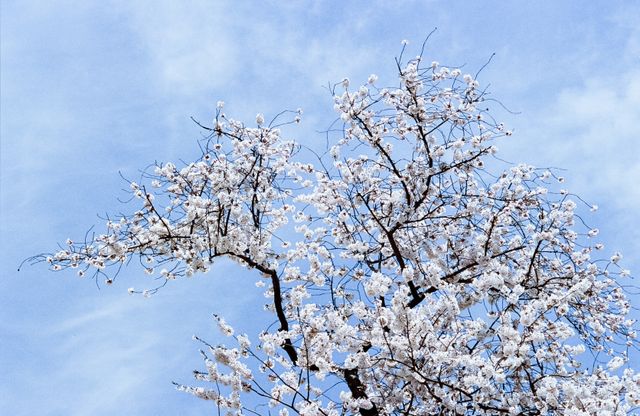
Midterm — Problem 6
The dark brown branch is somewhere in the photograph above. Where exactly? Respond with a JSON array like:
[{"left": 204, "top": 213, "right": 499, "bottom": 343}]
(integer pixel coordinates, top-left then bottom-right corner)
[
  {"left": 225, "top": 252, "right": 298, "bottom": 365},
  {"left": 344, "top": 368, "right": 379, "bottom": 416}
]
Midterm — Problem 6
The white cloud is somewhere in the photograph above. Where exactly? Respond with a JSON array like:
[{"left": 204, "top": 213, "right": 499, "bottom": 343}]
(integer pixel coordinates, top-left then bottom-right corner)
[
  {"left": 116, "top": 0, "right": 237, "bottom": 95},
  {"left": 114, "top": 0, "right": 383, "bottom": 102},
  {"left": 538, "top": 70, "right": 640, "bottom": 208}
]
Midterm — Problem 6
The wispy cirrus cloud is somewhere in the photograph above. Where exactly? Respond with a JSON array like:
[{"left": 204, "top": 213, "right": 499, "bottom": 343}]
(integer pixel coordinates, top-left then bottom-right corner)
[
  {"left": 116, "top": 0, "right": 238, "bottom": 96},
  {"left": 538, "top": 70, "right": 640, "bottom": 206}
]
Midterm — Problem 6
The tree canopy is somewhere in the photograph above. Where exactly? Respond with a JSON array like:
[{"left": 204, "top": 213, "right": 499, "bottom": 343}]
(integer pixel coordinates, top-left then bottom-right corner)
[{"left": 34, "top": 48, "right": 639, "bottom": 415}]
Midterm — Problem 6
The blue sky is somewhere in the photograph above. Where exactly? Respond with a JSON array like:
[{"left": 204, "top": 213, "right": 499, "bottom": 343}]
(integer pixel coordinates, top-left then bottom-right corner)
[{"left": 1, "top": 1, "right": 639, "bottom": 415}]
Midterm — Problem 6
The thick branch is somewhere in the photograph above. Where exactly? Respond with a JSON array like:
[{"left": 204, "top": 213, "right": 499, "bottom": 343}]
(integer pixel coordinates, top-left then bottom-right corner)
[
  {"left": 225, "top": 252, "right": 299, "bottom": 364},
  {"left": 344, "top": 368, "right": 379, "bottom": 416}
]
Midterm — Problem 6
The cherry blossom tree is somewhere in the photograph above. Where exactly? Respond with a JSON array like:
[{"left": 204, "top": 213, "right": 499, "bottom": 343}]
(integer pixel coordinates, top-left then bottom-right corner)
[{"left": 32, "top": 45, "right": 639, "bottom": 415}]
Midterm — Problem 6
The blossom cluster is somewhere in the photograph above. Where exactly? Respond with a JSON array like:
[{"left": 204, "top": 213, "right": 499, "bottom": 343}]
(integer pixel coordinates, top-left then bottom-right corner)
[{"left": 36, "top": 53, "right": 638, "bottom": 415}]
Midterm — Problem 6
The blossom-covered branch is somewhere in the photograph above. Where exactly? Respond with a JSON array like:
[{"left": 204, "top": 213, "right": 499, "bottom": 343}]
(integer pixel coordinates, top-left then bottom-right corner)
[{"left": 33, "top": 49, "right": 639, "bottom": 415}]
